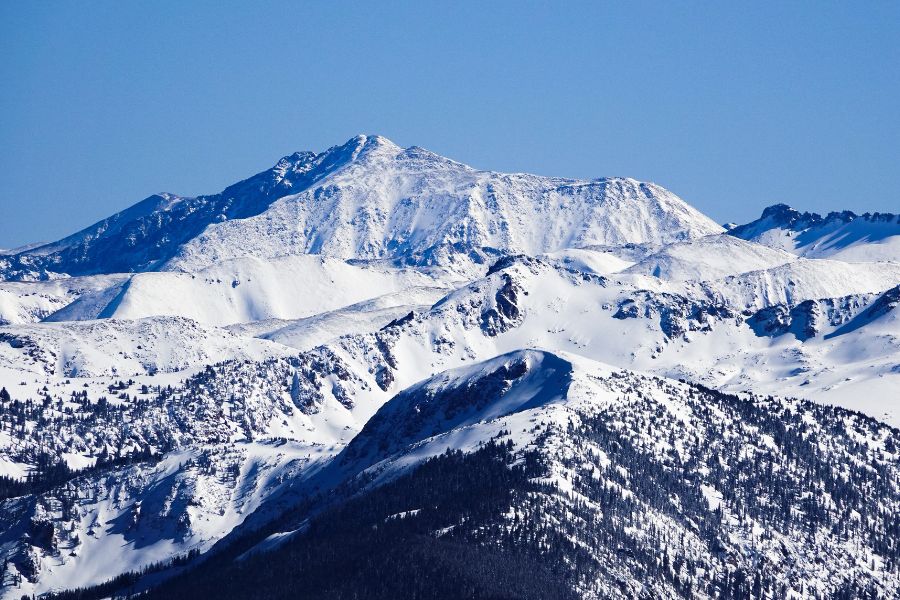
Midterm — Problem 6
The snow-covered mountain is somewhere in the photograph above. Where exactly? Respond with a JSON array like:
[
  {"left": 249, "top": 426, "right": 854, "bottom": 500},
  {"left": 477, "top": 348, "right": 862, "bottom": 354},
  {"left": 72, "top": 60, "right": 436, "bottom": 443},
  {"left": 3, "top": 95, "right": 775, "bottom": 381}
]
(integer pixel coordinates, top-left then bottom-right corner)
[
  {"left": 0, "top": 135, "right": 898, "bottom": 598},
  {"left": 13, "top": 351, "right": 895, "bottom": 599},
  {"left": 729, "top": 203, "right": 900, "bottom": 262},
  {"left": 0, "top": 135, "right": 721, "bottom": 282}
]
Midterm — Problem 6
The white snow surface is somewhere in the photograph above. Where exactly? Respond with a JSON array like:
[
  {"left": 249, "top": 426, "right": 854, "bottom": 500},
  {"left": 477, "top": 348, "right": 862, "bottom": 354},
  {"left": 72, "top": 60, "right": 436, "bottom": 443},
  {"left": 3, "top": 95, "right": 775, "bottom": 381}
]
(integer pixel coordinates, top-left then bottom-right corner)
[
  {"left": 0, "top": 316, "right": 291, "bottom": 378},
  {"left": 286, "top": 256, "right": 900, "bottom": 427},
  {"left": 50, "top": 255, "right": 447, "bottom": 326},
  {"left": 164, "top": 135, "right": 723, "bottom": 272},
  {"left": 0, "top": 275, "right": 129, "bottom": 325},
  {"left": 2, "top": 441, "right": 336, "bottom": 598},
  {"left": 623, "top": 234, "right": 797, "bottom": 280}
]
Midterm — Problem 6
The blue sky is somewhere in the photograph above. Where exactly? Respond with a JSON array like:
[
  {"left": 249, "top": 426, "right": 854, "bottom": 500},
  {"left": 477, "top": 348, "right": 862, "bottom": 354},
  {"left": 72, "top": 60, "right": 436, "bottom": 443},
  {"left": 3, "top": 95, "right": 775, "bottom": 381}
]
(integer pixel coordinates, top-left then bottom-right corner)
[{"left": 1, "top": 1, "right": 898, "bottom": 248}]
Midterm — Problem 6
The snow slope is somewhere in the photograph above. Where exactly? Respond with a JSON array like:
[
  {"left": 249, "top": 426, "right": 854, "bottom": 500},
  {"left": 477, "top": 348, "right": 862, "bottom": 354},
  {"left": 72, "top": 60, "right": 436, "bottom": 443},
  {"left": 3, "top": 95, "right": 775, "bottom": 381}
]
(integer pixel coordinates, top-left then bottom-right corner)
[
  {"left": 706, "top": 258, "right": 900, "bottom": 310},
  {"left": 623, "top": 234, "right": 796, "bottom": 280},
  {"left": 0, "top": 441, "right": 336, "bottom": 597},
  {"left": 252, "top": 256, "right": 900, "bottom": 426},
  {"left": 541, "top": 248, "right": 634, "bottom": 275},
  {"left": 212, "top": 351, "right": 900, "bottom": 600},
  {"left": 11, "top": 351, "right": 900, "bottom": 598},
  {"left": 47, "top": 255, "right": 446, "bottom": 326},
  {"left": 0, "top": 316, "right": 290, "bottom": 379},
  {"left": 0, "top": 274, "right": 129, "bottom": 325}
]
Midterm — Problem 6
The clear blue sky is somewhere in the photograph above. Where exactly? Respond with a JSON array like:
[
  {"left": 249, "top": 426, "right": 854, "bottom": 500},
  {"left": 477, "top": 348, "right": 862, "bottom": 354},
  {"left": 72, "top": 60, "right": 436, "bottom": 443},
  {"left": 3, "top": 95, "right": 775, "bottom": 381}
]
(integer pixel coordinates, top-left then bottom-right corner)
[{"left": 1, "top": 1, "right": 898, "bottom": 248}]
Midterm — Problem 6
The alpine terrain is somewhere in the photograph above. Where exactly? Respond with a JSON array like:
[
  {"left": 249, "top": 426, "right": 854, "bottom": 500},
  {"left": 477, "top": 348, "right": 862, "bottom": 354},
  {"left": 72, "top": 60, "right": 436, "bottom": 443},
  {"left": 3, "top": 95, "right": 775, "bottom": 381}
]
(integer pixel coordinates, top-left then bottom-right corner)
[{"left": 0, "top": 135, "right": 898, "bottom": 599}]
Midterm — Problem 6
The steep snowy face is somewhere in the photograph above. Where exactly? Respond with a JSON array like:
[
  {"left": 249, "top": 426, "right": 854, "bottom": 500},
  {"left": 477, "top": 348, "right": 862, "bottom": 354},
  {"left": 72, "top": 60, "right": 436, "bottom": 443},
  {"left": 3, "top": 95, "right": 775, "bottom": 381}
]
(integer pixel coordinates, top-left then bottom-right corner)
[
  {"left": 0, "top": 135, "right": 722, "bottom": 280},
  {"left": 335, "top": 350, "right": 572, "bottom": 477},
  {"left": 0, "top": 441, "right": 334, "bottom": 597},
  {"left": 0, "top": 151, "right": 335, "bottom": 281},
  {"left": 167, "top": 137, "right": 723, "bottom": 271},
  {"left": 730, "top": 203, "right": 900, "bottom": 262}
]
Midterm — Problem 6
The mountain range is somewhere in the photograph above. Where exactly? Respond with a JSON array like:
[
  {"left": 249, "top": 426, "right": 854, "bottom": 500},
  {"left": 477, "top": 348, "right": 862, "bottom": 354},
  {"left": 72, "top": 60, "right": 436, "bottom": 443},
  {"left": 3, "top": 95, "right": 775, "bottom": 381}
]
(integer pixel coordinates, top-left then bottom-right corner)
[{"left": 0, "top": 135, "right": 898, "bottom": 599}]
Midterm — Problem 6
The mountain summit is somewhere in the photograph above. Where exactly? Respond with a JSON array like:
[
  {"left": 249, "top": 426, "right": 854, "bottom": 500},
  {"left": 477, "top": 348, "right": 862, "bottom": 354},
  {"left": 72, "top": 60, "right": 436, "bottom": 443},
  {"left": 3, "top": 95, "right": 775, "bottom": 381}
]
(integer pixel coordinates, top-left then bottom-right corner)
[{"left": 0, "top": 135, "right": 722, "bottom": 280}]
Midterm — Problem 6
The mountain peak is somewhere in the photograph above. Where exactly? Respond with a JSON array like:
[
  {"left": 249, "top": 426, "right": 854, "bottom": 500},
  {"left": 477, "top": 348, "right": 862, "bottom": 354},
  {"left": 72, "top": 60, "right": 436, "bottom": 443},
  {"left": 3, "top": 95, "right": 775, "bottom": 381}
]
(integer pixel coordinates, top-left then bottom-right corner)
[
  {"left": 334, "top": 134, "right": 402, "bottom": 159},
  {"left": 273, "top": 135, "right": 402, "bottom": 175},
  {"left": 759, "top": 203, "right": 802, "bottom": 222},
  {"left": 730, "top": 202, "right": 900, "bottom": 261},
  {"left": 1, "top": 135, "right": 722, "bottom": 280}
]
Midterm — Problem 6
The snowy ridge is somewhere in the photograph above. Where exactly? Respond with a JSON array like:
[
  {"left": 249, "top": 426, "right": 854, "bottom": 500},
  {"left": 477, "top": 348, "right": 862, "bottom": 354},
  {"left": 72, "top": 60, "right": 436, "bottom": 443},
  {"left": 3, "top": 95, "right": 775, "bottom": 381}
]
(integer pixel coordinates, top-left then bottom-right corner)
[
  {"left": 0, "top": 143, "right": 356, "bottom": 280},
  {"left": 0, "top": 275, "right": 129, "bottom": 326},
  {"left": 10, "top": 348, "right": 892, "bottom": 597},
  {"left": 156, "top": 351, "right": 900, "bottom": 599},
  {"left": 166, "top": 137, "right": 722, "bottom": 272},
  {"left": 1, "top": 135, "right": 722, "bottom": 281},
  {"left": 730, "top": 203, "right": 900, "bottom": 262},
  {"left": 333, "top": 350, "right": 573, "bottom": 480},
  {"left": 254, "top": 254, "right": 900, "bottom": 425}
]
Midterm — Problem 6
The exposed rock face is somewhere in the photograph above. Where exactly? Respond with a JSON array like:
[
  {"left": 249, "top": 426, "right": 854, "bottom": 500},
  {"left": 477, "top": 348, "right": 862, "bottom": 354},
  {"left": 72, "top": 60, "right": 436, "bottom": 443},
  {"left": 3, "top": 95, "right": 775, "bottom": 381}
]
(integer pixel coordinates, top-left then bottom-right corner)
[
  {"left": 613, "top": 291, "right": 736, "bottom": 339},
  {"left": 480, "top": 273, "right": 523, "bottom": 336},
  {"left": 748, "top": 294, "right": 875, "bottom": 340},
  {"left": 729, "top": 203, "right": 900, "bottom": 261}
]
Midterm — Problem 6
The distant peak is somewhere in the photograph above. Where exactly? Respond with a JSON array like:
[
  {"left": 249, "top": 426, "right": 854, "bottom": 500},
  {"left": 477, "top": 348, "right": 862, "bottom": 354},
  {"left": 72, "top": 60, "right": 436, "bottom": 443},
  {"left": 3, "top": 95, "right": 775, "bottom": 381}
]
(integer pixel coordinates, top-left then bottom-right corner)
[
  {"left": 273, "top": 136, "right": 403, "bottom": 172},
  {"left": 724, "top": 204, "right": 818, "bottom": 239},
  {"left": 760, "top": 203, "right": 801, "bottom": 221},
  {"left": 729, "top": 201, "right": 900, "bottom": 254},
  {"left": 315, "top": 134, "right": 404, "bottom": 166},
  {"left": 755, "top": 204, "right": 874, "bottom": 228},
  {"left": 343, "top": 134, "right": 401, "bottom": 153}
]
